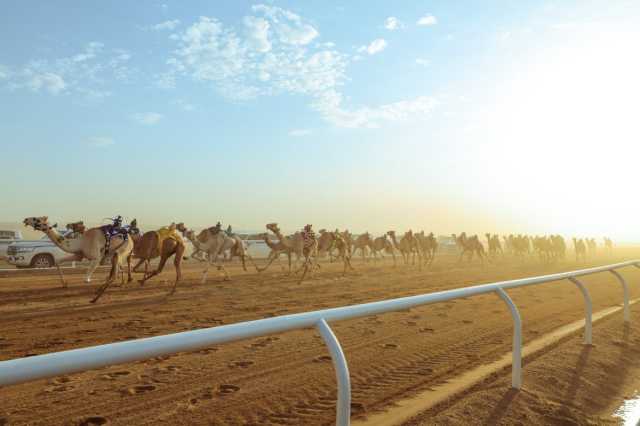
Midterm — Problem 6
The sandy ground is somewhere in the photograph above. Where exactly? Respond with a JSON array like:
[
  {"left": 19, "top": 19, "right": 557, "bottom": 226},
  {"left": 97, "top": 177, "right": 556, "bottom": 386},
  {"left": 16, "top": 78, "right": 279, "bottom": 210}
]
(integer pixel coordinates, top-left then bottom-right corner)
[{"left": 0, "top": 250, "right": 639, "bottom": 425}]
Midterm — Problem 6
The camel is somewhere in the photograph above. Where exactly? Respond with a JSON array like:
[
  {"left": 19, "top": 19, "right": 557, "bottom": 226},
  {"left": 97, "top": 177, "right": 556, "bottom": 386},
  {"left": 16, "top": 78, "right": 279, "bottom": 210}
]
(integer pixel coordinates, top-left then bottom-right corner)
[
  {"left": 184, "top": 226, "right": 250, "bottom": 282},
  {"left": 125, "top": 223, "right": 189, "bottom": 298},
  {"left": 387, "top": 230, "right": 421, "bottom": 266},
  {"left": 485, "top": 233, "right": 503, "bottom": 257},
  {"left": 317, "top": 229, "right": 335, "bottom": 260},
  {"left": 23, "top": 216, "right": 133, "bottom": 299},
  {"left": 352, "top": 232, "right": 372, "bottom": 262},
  {"left": 329, "top": 230, "right": 355, "bottom": 275},
  {"left": 370, "top": 234, "right": 396, "bottom": 266},
  {"left": 265, "top": 223, "right": 318, "bottom": 284},
  {"left": 257, "top": 232, "right": 294, "bottom": 273},
  {"left": 452, "top": 232, "right": 485, "bottom": 264},
  {"left": 573, "top": 238, "right": 587, "bottom": 262},
  {"left": 416, "top": 231, "right": 437, "bottom": 266},
  {"left": 604, "top": 237, "right": 613, "bottom": 254}
]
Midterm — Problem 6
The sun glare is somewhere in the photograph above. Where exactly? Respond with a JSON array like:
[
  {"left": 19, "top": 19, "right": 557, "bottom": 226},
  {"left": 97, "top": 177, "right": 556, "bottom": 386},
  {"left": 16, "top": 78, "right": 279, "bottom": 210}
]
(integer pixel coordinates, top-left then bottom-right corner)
[{"left": 475, "top": 29, "right": 640, "bottom": 239}]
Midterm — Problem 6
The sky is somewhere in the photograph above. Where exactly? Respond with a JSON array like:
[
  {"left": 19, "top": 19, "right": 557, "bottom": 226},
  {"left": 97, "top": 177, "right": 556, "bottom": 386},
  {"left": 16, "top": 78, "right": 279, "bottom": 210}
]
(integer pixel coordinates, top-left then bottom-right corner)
[{"left": 1, "top": 1, "right": 639, "bottom": 239}]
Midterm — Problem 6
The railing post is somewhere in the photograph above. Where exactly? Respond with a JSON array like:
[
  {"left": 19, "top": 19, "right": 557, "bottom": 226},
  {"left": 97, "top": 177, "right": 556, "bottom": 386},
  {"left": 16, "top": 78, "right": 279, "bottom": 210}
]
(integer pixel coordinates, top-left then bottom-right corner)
[
  {"left": 609, "top": 270, "right": 630, "bottom": 323},
  {"left": 316, "top": 318, "right": 351, "bottom": 426},
  {"left": 568, "top": 277, "right": 593, "bottom": 345},
  {"left": 496, "top": 288, "right": 522, "bottom": 389}
]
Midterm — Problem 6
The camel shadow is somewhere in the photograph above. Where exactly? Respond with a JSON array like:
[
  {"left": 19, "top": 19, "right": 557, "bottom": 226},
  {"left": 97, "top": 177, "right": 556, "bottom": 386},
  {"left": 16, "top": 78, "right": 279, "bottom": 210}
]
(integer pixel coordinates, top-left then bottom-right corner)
[{"left": 483, "top": 387, "right": 519, "bottom": 425}]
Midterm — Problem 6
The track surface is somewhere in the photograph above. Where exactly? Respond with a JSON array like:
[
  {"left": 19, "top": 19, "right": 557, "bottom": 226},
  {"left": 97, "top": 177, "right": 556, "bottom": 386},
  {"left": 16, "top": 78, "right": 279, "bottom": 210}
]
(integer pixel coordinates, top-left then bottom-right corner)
[{"left": 1, "top": 251, "right": 639, "bottom": 425}]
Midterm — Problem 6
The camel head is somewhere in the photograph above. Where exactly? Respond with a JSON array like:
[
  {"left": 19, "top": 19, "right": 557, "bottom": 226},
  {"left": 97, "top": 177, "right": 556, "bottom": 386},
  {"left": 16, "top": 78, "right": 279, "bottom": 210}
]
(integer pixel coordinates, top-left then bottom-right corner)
[
  {"left": 266, "top": 223, "right": 280, "bottom": 234},
  {"left": 183, "top": 229, "right": 195, "bottom": 240},
  {"left": 175, "top": 222, "right": 187, "bottom": 234},
  {"left": 24, "top": 216, "right": 50, "bottom": 232}
]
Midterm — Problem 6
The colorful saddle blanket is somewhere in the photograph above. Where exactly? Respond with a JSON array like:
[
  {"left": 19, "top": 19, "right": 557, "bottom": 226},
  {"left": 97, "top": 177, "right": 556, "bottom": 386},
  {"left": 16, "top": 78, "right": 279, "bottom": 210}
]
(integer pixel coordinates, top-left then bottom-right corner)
[{"left": 155, "top": 226, "right": 184, "bottom": 248}]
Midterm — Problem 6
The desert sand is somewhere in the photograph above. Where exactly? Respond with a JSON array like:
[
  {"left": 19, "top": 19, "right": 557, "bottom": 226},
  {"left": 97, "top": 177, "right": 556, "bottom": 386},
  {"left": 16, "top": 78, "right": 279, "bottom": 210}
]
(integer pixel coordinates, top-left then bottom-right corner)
[{"left": 1, "top": 251, "right": 639, "bottom": 425}]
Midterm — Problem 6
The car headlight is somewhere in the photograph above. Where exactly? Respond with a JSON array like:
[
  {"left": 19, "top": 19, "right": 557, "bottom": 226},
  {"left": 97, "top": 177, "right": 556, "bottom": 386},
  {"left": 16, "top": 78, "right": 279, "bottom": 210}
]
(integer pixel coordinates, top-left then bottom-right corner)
[{"left": 14, "top": 247, "right": 35, "bottom": 253}]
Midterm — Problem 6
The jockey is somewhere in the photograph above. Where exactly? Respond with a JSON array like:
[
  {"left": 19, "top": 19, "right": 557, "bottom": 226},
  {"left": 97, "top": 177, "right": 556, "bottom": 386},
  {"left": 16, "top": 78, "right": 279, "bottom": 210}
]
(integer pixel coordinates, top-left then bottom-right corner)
[
  {"left": 301, "top": 224, "right": 316, "bottom": 251},
  {"left": 102, "top": 215, "right": 130, "bottom": 261}
]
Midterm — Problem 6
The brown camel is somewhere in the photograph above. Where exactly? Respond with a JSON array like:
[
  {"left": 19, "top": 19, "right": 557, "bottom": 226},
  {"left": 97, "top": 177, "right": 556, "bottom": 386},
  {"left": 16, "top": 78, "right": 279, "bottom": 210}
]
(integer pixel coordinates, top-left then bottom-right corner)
[
  {"left": 416, "top": 231, "right": 437, "bottom": 266},
  {"left": 126, "top": 223, "right": 188, "bottom": 297},
  {"left": 370, "top": 234, "right": 396, "bottom": 266},
  {"left": 387, "top": 230, "right": 421, "bottom": 266},
  {"left": 352, "top": 232, "right": 372, "bottom": 262},
  {"left": 453, "top": 232, "right": 485, "bottom": 264}
]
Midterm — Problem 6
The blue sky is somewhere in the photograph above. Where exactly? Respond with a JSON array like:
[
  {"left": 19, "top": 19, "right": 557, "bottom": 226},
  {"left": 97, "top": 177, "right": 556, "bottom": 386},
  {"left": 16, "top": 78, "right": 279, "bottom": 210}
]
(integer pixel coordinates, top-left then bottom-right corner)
[{"left": 2, "top": 1, "right": 639, "bottom": 239}]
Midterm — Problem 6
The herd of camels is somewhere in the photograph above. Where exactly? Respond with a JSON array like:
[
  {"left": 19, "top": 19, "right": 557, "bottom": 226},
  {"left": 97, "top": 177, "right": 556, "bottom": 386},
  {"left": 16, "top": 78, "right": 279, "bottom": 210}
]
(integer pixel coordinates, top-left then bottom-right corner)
[{"left": 21, "top": 216, "right": 614, "bottom": 303}]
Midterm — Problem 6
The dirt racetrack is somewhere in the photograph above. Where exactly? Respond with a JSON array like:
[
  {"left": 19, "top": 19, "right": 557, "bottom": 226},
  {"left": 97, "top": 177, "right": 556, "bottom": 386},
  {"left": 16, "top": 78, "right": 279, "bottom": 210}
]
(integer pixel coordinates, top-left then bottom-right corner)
[{"left": 1, "top": 250, "right": 639, "bottom": 425}]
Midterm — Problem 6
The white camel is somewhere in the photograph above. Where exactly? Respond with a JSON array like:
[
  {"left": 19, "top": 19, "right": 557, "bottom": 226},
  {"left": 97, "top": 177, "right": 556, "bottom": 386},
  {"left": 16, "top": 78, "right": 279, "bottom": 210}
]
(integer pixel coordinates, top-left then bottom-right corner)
[{"left": 23, "top": 217, "right": 133, "bottom": 292}]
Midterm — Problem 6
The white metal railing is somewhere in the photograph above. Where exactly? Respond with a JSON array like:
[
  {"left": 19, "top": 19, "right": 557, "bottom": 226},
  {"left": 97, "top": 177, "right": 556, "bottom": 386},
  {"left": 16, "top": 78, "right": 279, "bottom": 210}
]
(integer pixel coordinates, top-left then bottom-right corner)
[{"left": 0, "top": 260, "right": 638, "bottom": 425}]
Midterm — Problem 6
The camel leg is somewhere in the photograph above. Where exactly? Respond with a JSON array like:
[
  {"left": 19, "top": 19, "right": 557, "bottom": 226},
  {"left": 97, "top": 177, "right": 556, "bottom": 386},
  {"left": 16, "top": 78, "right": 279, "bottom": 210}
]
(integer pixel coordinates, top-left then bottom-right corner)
[
  {"left": 169, "top": 245, "right": 185, "bottom": 295},
  {"left": 126, "top": 254, "right": 133, "bottom": 283},
  {"left": 91, "top": 253, "right": 119, "bottom": 303},
  {"left": 201, "top": 256, "right": 213, "bottom": 283},
  {"left": 132, "top": 258, "right": 146, "bottom": 273},
  {"left": 85, "top": 258, "right": 101, "bottom": 284},
  {"left": 258, "top": 251, "right": 278, "bottom": 273},
  {"left": 140, "top": 252, "right": 170, "bottom": 286},
  {"left": 297, "top": 257, "right": 312, "bottom": 284},
  {"left": 55, "top": 264, "right": 67, "bottom": 288}
]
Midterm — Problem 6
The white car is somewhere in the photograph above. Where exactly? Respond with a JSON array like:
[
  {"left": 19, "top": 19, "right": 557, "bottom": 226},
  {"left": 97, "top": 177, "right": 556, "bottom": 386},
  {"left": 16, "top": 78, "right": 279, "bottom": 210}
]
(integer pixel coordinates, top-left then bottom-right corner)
[
  {"left": 6, "top": 235, "right": 69, "bottom": 268},
  {"left": 0, "top": 230, "right": 23, "bottom": 260}
]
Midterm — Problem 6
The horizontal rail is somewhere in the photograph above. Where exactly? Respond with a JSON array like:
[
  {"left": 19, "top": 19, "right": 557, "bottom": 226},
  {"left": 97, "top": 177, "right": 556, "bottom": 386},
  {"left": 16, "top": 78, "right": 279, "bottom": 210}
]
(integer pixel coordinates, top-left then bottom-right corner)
[{"left": 0, "top": 259, "right": 638, "bottom": 425}]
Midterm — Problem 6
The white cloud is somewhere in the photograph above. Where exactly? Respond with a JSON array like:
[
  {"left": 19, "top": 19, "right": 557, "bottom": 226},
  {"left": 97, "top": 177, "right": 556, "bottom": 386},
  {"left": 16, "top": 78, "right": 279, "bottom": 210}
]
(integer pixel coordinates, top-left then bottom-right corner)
[
  {"left": 0, "top": 65, "right": 10, "bottom": 80},
  {"left": 384, "top": 17, "right": 404, "bottom": 31},
  {"left": 131, "top": 112, "right": 163, "bottom": 125},
  {"left": 87, "top": 136, "right": 115, "bottom": 147},
  {"left": 313, "top": 90, "right": 439, "bottom": 128},
  {"left": 252, "top": 4, "right": 318, "bottom": 45},
  {"left": 163, "top": 7, "right": 437, "bottom": 128},
  {"left": 2, "top": 42, "right": 133, "bottom": 97},
  {"left": 417, "top": 14, "right": 437, "bottom": 26},
  {"left": 288, "top": 129, "right": 311, "bottom": 137},
  {"left": 244, "top": 16, "right": 271, "bottom": 53},
  {"left": 359, "top": 38, "right": 387, "bottom": 55},
  {"left": 150, "top": 19, "right": 181, "bottom": 31},
  {"left": 27, "top": 72, "right": 66, "bottom": 94},
  {"left": 415, "top": 58, "right": 430, "bottom": 67}
]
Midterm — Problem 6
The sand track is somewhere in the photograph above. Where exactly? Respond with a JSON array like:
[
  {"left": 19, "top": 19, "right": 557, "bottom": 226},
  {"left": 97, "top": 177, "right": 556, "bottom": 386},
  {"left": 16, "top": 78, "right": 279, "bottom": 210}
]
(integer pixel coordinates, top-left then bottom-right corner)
[{"left": 1, "top": 251, "right": 639, "bottom": 425}]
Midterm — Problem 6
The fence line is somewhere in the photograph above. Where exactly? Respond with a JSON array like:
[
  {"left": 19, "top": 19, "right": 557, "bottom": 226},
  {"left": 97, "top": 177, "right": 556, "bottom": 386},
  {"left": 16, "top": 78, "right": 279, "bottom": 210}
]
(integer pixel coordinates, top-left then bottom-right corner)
[{"left": 0, "top": 260, "right": 638, "bottom": 425}]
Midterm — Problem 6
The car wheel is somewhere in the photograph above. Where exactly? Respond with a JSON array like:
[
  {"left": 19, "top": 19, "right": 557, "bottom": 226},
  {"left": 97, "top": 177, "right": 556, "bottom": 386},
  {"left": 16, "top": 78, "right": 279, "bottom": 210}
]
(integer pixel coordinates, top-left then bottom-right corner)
[{"left": 31, "top": 254, "right": 54, "bottom": 269}]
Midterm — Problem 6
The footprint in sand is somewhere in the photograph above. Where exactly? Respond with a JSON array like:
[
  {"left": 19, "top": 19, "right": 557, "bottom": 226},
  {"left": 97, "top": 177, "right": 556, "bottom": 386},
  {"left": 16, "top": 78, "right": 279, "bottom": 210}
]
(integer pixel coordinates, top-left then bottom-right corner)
[
  {"left": 127, "top": 384, "right": 156, "bottom": 395},
  {"left": 405, "top": 321, "right": 418, "bottom": 326},
  {"left": 313, "top": 355, "right": 332, "bottom": 363},
  {"left": 228, "top": 360, "right": 254, "bottom": 369},
  {"left": 78, "top": 416, "right": 109, "bottom": 426},
  {"left": 382, "top": 343, "right": 398, "bottom": 349},
  {"left": 419, "top": 327, "right": 435, "bottom": 333},
  {"left": 462, "top": 320, "right": 473, "bottom": 324},
  {"left": 197, "top": 348, "right": 218, "bottom": 355},
  {"left": 100, "top": 371, "right": 131, "bottom": 381},
  {"left": 51, "top": 376, "right": 72, "bottom": 385},
  {"left": 218, "top": 384, "right": 240, "bottom": 394}
]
